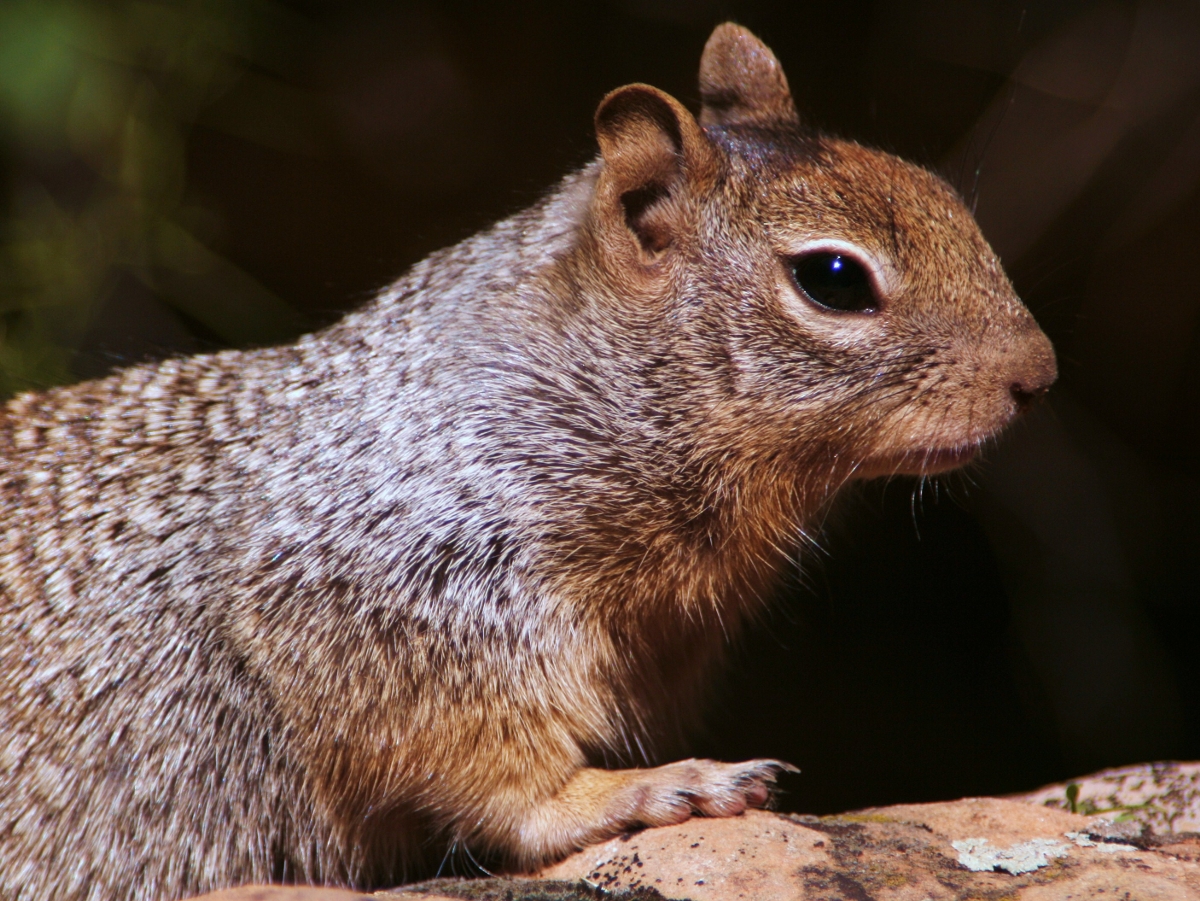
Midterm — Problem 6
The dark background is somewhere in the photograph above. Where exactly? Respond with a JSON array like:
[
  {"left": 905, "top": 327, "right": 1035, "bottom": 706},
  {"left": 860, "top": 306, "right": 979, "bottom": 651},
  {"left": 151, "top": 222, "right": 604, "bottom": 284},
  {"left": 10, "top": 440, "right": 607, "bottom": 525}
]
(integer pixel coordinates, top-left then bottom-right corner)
[{"left": 2, "top": 0, "right": 1198, "bottom": 815}]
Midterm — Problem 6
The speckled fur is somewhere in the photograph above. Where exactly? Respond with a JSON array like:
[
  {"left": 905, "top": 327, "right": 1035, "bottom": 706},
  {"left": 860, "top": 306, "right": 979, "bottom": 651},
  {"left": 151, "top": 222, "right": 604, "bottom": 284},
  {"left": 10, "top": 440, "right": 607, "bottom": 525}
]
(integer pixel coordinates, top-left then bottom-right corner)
[{"left": 0, "top": 25, "right": 1055, "bottom": 901}]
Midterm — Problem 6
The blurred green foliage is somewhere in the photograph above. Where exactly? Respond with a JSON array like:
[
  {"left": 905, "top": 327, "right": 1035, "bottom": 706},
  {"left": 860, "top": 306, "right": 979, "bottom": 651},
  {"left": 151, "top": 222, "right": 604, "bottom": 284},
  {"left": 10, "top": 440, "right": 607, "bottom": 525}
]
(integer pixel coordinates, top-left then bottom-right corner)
[{"left": 0, "top": 0, "right": 306, "bottom": 399}]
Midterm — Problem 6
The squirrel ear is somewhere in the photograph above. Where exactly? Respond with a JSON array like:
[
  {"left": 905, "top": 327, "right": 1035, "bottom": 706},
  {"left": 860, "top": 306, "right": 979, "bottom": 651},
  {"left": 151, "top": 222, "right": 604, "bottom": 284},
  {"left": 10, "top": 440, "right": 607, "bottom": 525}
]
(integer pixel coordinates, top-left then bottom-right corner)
[
  {"left": 594, "top": 84, "right": 717, "bottom": 257},
  {"left": 699, "top": 23, "right": 799, "bottom": 128}
]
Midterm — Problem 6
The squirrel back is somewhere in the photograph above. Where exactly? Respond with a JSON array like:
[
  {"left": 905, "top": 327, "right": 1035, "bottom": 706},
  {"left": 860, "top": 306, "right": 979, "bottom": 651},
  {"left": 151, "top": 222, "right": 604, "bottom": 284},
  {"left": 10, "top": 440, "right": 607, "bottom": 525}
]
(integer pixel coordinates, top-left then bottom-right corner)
[{"left": 0, "top": 24, "right": 1055, "bottom": 901}]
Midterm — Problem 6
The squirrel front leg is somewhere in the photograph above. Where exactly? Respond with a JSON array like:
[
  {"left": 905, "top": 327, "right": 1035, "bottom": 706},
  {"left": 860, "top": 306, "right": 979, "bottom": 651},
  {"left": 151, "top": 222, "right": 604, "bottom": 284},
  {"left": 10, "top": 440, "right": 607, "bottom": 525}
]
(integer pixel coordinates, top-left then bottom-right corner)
[{"left": 501, "top": 758, "right": 796, "bottom": 868}]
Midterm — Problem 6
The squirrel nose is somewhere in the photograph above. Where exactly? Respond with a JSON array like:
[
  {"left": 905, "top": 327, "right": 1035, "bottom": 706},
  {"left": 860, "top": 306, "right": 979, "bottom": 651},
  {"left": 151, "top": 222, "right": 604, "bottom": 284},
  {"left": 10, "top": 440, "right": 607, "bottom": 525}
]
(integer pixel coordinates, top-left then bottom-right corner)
[{"left": 1008, "top": 329, "right": 1057, "bottom": 412}]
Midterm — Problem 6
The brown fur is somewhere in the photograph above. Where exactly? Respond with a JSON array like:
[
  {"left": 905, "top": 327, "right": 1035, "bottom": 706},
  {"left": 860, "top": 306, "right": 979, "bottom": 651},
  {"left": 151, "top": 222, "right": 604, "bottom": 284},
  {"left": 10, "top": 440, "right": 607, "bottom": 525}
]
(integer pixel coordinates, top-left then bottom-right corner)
[{"left": 0, "top": 24, "right": 1055, "bottom": 901}]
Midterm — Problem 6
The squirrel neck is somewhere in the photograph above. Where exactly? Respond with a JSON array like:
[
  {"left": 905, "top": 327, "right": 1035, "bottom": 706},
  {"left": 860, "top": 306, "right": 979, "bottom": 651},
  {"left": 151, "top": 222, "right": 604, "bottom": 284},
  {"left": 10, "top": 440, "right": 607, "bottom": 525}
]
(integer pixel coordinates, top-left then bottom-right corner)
[{"left": 219, "top": 165, "right": 837, "bottom": 641}]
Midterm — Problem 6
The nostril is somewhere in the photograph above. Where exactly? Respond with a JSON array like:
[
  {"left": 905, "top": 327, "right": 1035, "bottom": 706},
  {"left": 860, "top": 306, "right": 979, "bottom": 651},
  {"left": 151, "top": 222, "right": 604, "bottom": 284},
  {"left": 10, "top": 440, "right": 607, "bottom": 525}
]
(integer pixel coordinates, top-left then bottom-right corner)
[
  {"left": 1010, "top": 381, "right": 1048, "bottom": 412},
  {"left": 1006, "top": 328, "right": 1057, "bottom": 412}
]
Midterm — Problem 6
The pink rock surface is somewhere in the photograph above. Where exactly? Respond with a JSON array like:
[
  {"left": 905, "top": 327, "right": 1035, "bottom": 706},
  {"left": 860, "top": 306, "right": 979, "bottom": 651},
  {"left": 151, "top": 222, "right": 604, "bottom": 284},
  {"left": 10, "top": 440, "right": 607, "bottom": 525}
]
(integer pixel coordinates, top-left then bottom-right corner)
[
  {"left": 191, "top": 889, "right": 374, "bottom": 901},
  {"left": 537, "top": 799, "right": 1200, "bottom": 900},
  {"left": 541, "top": 809, "right": 830, "bottom": 899},
  {"left": 189, "top": 887, "right": 467, "bottom": 901},
  {"left": 1014, "top": 760, "right": 1200, "bottom": 834}
]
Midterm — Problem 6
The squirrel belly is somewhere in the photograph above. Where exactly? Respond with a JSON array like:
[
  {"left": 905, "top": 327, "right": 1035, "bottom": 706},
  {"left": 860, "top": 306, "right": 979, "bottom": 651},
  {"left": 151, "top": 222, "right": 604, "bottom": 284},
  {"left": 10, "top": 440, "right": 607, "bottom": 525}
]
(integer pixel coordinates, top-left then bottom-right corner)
[{"left": 0, "top": 23, "right": 1055, "bottom": 901}]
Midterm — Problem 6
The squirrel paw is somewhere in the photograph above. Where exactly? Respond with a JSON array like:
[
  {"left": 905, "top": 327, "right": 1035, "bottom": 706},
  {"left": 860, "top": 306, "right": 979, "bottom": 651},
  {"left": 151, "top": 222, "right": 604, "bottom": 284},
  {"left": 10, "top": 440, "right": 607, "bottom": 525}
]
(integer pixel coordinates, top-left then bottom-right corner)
[
  {"left": 624, "top": 757, "right": 798, "bottom": 826},
  {"left": 506, "top": 758, "right": 798, "bottom": 866}
]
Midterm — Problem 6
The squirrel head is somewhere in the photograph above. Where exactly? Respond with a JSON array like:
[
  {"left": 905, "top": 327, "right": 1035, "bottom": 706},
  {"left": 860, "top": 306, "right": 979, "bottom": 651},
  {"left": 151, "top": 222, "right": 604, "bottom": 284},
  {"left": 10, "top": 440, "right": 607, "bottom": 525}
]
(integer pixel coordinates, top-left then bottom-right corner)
[{"left": 579, "top": 23, "right": 1056, "bottom": 482}]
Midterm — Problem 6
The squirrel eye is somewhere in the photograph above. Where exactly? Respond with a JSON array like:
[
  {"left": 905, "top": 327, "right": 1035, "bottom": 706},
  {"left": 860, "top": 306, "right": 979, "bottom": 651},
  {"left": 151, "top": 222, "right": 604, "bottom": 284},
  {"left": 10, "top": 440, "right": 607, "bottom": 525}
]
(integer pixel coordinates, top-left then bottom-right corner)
[{"left": 790, "top": 252, "right": 879, "bottom": 313}]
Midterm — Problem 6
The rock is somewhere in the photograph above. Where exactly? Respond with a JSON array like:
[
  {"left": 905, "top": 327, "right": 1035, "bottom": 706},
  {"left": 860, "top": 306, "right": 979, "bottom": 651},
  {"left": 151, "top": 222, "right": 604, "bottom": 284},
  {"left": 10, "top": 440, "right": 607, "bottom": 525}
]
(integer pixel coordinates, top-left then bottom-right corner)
[
  {"left": 190, "top": 880, "right": 665, "bottom": 901},
  {"left": 379, "top": 879, "right": 671, "bottom": 899},
  {"left": 1014, "top": 760, "right": 1200, "bottom": 834},
  {"left": 536, "top": 799, "right": 1200, "bottom": 900},
  {"left": 184, "top": 764, "right": 1200, "bottom": 901},
  {"left": 191, "top": 889, "right": 375, "bottom": 901}
]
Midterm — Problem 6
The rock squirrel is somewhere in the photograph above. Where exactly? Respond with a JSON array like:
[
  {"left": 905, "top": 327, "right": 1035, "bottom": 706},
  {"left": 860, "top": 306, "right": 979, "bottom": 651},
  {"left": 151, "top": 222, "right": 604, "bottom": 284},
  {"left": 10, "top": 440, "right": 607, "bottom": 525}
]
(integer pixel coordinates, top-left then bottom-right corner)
[{"left": 0, "top": 23, "right": 1056, "bottom": 901}]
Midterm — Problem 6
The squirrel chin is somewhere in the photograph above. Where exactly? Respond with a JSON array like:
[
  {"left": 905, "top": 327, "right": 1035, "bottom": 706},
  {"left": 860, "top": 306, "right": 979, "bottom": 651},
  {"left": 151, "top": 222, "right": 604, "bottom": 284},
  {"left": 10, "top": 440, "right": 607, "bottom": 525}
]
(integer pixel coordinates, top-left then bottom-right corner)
[{"left": 860, "top": 444, "right": 982, "bottom": 478}]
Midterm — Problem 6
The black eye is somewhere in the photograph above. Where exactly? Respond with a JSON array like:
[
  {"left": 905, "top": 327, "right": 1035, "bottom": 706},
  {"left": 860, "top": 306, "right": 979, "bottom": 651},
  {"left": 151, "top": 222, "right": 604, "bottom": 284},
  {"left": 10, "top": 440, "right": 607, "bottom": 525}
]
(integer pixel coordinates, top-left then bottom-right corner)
[{"left": 790, "top": 252, "right": 879, "bottom": 313}]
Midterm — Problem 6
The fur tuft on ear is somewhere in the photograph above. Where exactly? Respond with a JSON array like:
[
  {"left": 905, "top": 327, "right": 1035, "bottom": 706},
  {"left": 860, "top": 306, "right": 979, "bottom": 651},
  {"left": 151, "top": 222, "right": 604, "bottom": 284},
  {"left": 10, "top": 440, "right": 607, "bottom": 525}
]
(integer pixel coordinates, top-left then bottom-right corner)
[
  {"left": 699, "top": 23, "right": 799, "bottom": 129},
  {"left": 594, "top": 84, "right": 717, "bottom": 258}
]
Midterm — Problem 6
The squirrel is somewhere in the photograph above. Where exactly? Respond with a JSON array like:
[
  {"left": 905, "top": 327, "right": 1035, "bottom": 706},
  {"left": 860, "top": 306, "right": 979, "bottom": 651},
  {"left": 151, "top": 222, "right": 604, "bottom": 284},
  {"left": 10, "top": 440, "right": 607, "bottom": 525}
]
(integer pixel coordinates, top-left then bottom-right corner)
[{"left": 0, "top": 23, "right": 1056, "bottom": 901}]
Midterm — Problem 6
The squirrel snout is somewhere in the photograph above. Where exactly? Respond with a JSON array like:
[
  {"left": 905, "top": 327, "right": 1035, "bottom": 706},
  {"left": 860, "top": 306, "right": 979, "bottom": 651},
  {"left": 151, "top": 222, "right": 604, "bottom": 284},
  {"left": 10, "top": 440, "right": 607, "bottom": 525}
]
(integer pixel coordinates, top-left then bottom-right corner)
[
  {"left": 1010, "top": 379, "right": 1049, "bottom": 412},
  {"left": 1007, "top": 330, "right": 1058, "bottom": 412}
]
